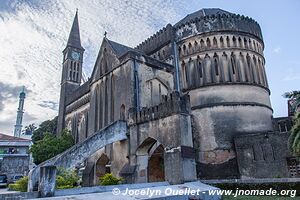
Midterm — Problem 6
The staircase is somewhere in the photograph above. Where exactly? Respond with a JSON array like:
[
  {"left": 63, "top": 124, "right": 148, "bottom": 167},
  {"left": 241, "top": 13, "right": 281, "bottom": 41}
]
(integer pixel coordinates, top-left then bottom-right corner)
[{"left": 28, "top": 120, "right": 127, "bottom": 192}]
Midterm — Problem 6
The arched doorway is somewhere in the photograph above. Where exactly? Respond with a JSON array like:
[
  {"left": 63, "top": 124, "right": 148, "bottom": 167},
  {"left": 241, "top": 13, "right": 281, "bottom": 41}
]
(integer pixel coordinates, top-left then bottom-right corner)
[
  {"left": 148, "top": 144, "right": 165, "bottom": 182},
  {"left": 95, "top": 154, "right": 110, "bottom": 184},
  {"left": 135, "top": 138, "right": 165, "bottom": 183}
]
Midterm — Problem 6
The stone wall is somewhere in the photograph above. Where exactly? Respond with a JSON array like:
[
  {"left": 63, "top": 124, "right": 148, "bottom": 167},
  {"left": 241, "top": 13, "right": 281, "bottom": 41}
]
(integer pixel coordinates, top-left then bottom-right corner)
[
  {"left": 234, "top": 132, "right": 290, "bottom": 178},
  {"left": 0, "top": 156, "right": 29, "bottom": 182}
]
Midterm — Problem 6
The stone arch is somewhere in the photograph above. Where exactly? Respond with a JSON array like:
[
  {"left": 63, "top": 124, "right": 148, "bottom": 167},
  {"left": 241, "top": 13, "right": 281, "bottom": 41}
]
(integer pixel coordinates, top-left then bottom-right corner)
[
  {"left": 135, "top": 138, "right": 165, "bottom": 183},
  {"left": 95, "top": 154, "right": 110, "bottom": 183}
]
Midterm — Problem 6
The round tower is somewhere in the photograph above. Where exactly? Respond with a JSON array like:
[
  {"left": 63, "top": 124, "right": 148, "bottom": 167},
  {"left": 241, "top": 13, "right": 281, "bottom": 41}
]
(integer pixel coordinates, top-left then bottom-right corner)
[{"left": 175, "top": 8, "right": 273, "bottom": 178}]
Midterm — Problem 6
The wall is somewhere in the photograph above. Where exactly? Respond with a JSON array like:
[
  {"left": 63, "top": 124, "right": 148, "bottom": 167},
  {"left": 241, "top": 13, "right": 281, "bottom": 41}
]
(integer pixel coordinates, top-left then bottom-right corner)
[{"left": 234, "top": 132, "right": 290, "bottom": 178}]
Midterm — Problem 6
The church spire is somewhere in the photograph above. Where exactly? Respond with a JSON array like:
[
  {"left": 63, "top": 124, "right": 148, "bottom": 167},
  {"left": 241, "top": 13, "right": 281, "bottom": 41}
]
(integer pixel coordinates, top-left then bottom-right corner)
[{"left": 66, "top": 10, "right": 84, "bottom": 50}]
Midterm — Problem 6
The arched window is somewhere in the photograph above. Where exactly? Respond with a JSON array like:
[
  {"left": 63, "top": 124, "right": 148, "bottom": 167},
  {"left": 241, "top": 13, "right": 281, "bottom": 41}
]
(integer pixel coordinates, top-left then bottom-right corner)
[
  {"left": 120, "top": 104, "right": 125, "bottom": 120},
  {"left": 238, "top": 37, "right": 242, "bottom": 47},
  {"left": 110, "top": 74, "right": 114, "bottom": 122},
  {"left": 200, "top": 39, "right": 204, "bottom": 48},
  {"left": 226, "top": 36, "right": 230, "bottom": 47},
  {"left": 244, "top": 38, "right": 248, "bottom": 48},
  {"left": 232, "top": 36, "right": 237, "bottom": 47},
  {"left": 194, "top": 41, "right": 198, "bottom": 51},
  {"left": 188, "top": 43, "right": 192, "bottom": 53},
  {"left": 206, "top": 38, "right": 211, "bottom": 47},
  {"left": 248, "top": 39, "right": 252, "bottom": 49},
  {"left": 213, "top": 37, "right": 217, "bottom": 47},
  {"left": 214, "top": 56, "right": 219, "bottom": 76},
  {"left": 220, "top": 36, "right": 224, "bottom": 48},
  {"left": 231, "top": 54, "right": 236, "bottom": 75}
]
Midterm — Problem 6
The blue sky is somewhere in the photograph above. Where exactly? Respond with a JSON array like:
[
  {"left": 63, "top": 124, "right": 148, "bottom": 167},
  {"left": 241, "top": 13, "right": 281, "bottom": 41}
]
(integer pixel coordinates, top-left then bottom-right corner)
[{"left": 0, "top": 0, "right": 299, "bottom": 134}]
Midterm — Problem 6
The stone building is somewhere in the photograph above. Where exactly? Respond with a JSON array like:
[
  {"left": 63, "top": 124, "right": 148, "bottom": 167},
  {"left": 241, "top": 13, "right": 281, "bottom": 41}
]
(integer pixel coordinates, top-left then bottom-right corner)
[
  {"left": 57, "top": 8, "right": 293, "bottom": 185},
  {"left": 0, "top": 133, "right": 31, "bottom": 182}
]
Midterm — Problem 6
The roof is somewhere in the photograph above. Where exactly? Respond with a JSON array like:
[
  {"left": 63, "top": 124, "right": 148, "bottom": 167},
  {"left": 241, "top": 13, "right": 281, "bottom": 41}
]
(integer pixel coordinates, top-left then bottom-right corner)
[
  {"left": 0, "top": 133, "right": 30, "bottom": 142},
  {"left": 66, "top": 11, "right": 84, "bottom": 50},
  {"left": 175, "top": 8, "right": 232, "bottom": 27},
  {"left": 106, "top": 39, "right": 137, "bottom": 57}
]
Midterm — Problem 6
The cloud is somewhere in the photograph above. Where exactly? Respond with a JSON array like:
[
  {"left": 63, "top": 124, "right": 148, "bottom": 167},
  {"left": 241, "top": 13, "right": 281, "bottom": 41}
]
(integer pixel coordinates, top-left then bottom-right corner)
[
  {"left": 0, "top": 0, "right": 189, "bottom": 135},
  {"left": 283, "top": 74, "right": 300, "bottom": 81},
  {"left": 38, "top": 101, "right": 59, "bottom": 111},
  {"left": 0, "top": 82, "right": 30, "bottom": 111},
  {"left": 272, "top": 47, "right": 281, "bottom": 53}
]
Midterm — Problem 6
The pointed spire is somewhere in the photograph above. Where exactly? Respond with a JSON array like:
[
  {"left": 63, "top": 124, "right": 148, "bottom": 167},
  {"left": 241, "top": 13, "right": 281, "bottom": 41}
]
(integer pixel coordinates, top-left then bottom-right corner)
[{"left": 67, "top": 9, "right": 84, "bottom": 50}]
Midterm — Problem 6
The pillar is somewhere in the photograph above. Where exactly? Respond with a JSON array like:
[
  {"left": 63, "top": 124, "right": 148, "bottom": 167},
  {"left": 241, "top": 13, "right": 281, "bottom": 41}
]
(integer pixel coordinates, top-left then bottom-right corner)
[{"left": 39, "top": 166, "right": 57, "bottom": 197}]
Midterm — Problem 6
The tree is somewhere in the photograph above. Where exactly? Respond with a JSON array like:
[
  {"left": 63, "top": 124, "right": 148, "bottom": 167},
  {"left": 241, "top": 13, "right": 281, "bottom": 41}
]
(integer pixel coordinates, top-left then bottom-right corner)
[
  {"left": 30, "top": 129, "right": 74, "bottom": 165},
  {"left": 32, "top": 116, "right": 58, "bottom": 143},
  {"left": 284, "top": 91, "right": 300, "bottom": 156},
  {"left": 22, "top": 124, "right": 37, "bottom": 135}
]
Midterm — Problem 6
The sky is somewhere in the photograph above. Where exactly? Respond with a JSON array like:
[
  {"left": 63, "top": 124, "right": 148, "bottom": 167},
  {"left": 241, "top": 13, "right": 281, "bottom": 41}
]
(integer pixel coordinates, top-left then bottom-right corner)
[{"left": 0, "top": 0, "right": 299, "bottom": 135}]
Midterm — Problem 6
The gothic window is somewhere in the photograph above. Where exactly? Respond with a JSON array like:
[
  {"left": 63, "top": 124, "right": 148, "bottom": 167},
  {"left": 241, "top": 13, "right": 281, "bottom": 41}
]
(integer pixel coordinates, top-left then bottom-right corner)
[
  {"left": 69, "top": 68, "right": 72, "bottom": 80},
  {"left": 238, "top": 37, "right": 242, "bottom": 48},
  {"left": 214, "top": 56, "right": 219, "bottom": 76},
  {"left": 249, "top": 39, "right": 252, "bottom": 49},
  {"left": 104, "top": 78, "right": 108, "bottom": 126},
  {"left": 120, "top": 104, "right": 125, "bottom": 120},
  {"left": 213, "top": 37, "right": 217, "bottom": 47},
  {"left": 226, "top": 36, "right": 230, "bottom": 47},
  {"left": 220, "top": 36, "right": 224, "bottom": 48},
  {"left": 206, "top": 38, "right": 211, "bottom": 47},
  {"left": 200, "top": 39, "right": 204, "bottom": 48},
  {"left": 246, "top": 54, "right": 254, "bottom": 82},
  {"left": 183, "top": 44, "right": 187, "bottom": 55},
  {"left": 178, "top": 47, "right": 181, "bottom": 56},
  {"left": 194, "top": 41, "right": 198, "bottom": 51},
  {"left": 110, "top": 74, "right": 114, "bottom": 122},
  {"left": 244, "top": 38, "right": 248, "bottom": 48},
  {"left": 94, "top": 87, "right": 99, "bottom": 131},
  {"left": 231, "top": 54, "right": 236, "bottom": 75},
  {"left": 181, "top": 61, "right": 187, "bottom": 88},
  {"left": 188, "top": 43, "right": 192, "bottom": 54},
  {"left": 232, "top": 36, "right": 237, "bottom": 47},
  {"left": 162, "top": 50, "right": 165, "bottom": 58}
]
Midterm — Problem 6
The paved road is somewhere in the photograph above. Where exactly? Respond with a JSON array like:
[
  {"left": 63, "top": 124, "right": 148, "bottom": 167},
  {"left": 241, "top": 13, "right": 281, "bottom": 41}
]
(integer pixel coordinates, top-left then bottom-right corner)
[{"left": 0, "top": 187, "right": 17, "bottom": 194}]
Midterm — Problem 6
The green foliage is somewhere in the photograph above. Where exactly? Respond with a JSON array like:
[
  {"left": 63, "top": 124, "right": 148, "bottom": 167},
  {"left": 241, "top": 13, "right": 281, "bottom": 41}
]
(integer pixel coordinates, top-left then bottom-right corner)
[
  {"left": 56, "top": 168, "right": 80, "bottom": 189},
  {"left": 22, "top": 123, "right": 37, "bottom": 135},
  {"left": 32, "top": 116, "right": 58, "bottom": 143},
  {"left": 30, "top": 129, "right": 74, "bottom": 165},
  {"left": 289, "top": 112, "right": 300, "bottom": 156},
  {"left": 99, "top": 173, "right": 123, "bottom": 186},
  {"left": 284, "top": 91, "right": 300, "bottom": 156},
  {"left": 8, "top": 176, "right": 28, "bottom": 192}
]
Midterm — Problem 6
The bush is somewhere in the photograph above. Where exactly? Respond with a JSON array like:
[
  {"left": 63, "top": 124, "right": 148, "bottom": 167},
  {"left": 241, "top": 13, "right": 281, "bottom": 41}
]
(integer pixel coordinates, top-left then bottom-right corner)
[
  {"left": 8, "top": 176, "right": 28, "bottom": 192},
  {"left": 30, "top": 129, "right": 74, "bottom": 165},
  {"left": 99, "top": 173, "right": 123, "bottom": 186},
  {"left": 56, "top": 168, "right": 79, "bottom": 189}
]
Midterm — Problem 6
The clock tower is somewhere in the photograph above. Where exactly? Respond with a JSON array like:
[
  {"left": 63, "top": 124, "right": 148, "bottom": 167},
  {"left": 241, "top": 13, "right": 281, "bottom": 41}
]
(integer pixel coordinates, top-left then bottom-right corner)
[{"left": 57, "top": 10, "right": 84, "bottom": 135}]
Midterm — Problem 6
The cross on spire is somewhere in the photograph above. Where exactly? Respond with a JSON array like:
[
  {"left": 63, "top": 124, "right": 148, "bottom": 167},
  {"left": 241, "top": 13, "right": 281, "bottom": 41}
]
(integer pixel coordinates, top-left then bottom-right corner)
[{"left": 104, "top": 31, "right": 107, "bottom": 38}]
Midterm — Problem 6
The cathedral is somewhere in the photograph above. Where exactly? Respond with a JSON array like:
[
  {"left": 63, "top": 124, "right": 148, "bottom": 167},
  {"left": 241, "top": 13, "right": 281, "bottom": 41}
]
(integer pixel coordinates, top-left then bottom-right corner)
[{"left": 57, "top": 8, "right": 293, "bottom": 185}]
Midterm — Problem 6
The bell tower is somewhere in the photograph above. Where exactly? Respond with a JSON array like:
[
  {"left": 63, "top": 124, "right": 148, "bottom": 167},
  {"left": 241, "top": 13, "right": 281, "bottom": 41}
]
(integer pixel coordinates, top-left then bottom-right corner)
[{"left": 57, "top": 10, "right": 84, "bottom": 135}]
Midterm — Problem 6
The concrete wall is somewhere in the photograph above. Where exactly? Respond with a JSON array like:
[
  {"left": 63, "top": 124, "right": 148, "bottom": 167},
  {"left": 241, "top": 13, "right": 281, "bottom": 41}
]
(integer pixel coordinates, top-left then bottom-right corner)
[
  {"left": 234, "top": 132, "right": 290, "bottom": 178},
  {"left": 0, "top": 156, "right": 29, "bottom": 182}
]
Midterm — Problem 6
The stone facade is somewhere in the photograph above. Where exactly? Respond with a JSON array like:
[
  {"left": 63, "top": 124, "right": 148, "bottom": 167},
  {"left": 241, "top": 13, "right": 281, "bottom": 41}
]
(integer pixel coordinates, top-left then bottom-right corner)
[
  {"left": 0, "top": 133, "right": 31, "bottom": 182},
  {"left": 56, "top": 8, "right": 293, "bottom": 184}
]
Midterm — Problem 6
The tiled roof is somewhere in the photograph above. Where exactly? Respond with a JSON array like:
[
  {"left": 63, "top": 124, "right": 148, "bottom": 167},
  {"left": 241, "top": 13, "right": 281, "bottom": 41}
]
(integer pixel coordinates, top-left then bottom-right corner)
[{"left": 0, "top": 133, "right": 30, "bottom": 142}]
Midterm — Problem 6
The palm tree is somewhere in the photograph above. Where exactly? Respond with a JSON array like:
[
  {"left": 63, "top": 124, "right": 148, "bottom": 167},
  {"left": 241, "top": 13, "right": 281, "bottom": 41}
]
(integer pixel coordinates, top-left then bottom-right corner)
[
  {"left": 284, "top": 91, "right": 300, "bottom": 156},
  {"left": 22, "top": 123, "right": 37, "bottom": 135}
]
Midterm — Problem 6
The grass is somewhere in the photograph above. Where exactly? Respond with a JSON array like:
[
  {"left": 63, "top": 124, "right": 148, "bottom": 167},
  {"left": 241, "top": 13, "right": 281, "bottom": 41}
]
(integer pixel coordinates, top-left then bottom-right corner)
[{"left": 223, "top": 196, "right": 300, "bottom": 200}]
